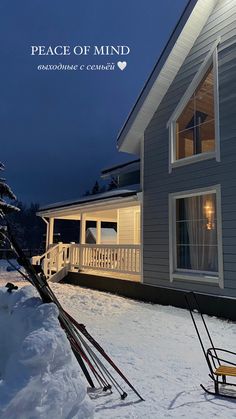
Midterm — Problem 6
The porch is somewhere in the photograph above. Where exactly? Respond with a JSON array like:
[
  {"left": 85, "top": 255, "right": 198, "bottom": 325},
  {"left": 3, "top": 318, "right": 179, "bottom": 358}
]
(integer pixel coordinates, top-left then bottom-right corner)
[
  {"left": 32, "top": 242, "right": 141, "bottom": 282},
  {"left": 34, "top": 188, "right": 142, "bottom": 282}
]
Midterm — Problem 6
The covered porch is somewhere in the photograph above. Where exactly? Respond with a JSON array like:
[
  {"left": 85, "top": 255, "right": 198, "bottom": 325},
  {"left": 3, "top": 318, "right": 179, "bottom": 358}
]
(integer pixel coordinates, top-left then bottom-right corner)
[{"left": 33, "top": 189, "right": 142, "bottom": 283}]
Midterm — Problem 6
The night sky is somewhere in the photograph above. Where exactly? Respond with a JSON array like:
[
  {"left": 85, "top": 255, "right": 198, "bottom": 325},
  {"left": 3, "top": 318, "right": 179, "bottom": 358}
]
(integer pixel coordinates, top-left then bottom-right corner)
[{"left": 0, "top": 0, "right": 188, "bottom": 205}]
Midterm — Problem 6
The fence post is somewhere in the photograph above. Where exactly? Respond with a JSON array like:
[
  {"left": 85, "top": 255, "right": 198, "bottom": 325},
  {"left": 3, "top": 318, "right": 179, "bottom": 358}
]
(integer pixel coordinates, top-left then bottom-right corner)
[{"left": 69, "top": 242, "right": 75, "bottom": 271}]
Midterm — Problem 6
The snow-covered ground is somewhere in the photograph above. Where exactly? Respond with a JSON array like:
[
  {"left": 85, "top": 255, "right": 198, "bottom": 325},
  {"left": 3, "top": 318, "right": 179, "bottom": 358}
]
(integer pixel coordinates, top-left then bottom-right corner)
[
  {"left": 0, "top": 260, "right": 236, "bottom": 418},
  {"left": 51, "top": 283, "right": 236, "bottom": 419}
]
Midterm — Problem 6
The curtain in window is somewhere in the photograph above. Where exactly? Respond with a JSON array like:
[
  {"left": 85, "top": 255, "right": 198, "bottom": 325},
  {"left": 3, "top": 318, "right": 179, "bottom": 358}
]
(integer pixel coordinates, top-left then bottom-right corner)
[{"left": 176, "top": 193, "right": 218, "bottom": 272}]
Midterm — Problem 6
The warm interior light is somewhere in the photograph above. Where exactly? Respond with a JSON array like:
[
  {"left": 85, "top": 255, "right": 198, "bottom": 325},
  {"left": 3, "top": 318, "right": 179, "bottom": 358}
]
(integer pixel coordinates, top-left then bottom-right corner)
[{"left": 204, "top": 200, "right": 215, "bottom": 230}]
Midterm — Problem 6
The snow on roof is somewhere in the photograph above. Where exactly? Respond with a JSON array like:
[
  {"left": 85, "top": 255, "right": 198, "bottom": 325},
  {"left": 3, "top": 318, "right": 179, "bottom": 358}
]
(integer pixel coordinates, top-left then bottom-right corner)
[
  {"left": 39, "top": 184, "right": 141, "bottom": 212},
  {"left": 88, "top": 227, "right": 116, "bottom": 239},
  {"left": 87, "top": 228, "right": 117, "bottom": 244}
]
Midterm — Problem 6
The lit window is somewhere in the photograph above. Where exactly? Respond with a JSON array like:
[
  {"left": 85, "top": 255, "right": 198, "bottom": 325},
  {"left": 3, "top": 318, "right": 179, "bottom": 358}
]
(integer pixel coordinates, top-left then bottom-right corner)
[
  {"left": 176, "top": 193, "right": 217, "bottom": 272},
  {"left": 176, "top": 66, "right": 215, "bottom": 160},
  {"left": 169, "top": 186, "right": 223, "bottom": 287},
  {"left": 168, "top": 47, "right": 220, "bottom": 170}
]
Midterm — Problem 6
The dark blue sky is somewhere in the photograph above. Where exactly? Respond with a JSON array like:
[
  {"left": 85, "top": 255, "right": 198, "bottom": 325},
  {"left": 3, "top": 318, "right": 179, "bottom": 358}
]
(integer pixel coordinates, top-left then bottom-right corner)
[{"left": 0, "top": 0, "right": 188, "bottom": 205}]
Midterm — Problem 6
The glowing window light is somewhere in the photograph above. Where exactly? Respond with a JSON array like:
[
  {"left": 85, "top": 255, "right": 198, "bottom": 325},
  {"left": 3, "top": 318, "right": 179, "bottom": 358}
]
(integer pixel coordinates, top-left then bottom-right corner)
[{"left": 204, "top": 199, "right": 215, "bottom": 230}]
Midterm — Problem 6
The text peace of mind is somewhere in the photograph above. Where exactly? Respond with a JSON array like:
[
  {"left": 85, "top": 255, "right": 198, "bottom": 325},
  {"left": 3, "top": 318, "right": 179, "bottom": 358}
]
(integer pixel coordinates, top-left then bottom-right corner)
[{"left": 31, "top": 45, "right": 130, "bottom": 56}]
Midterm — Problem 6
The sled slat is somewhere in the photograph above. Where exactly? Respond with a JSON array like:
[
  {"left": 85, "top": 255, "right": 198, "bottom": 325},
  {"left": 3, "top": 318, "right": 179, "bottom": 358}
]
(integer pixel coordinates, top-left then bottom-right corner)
[{"left": 215, "top": 365, "right": 236, "bottom": 377}]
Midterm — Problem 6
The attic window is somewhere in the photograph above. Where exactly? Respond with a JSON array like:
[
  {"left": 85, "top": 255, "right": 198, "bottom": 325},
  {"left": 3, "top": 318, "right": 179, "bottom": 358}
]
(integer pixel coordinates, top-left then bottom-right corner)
[
  {"left": 168, "top": 47, "right": 220, "bottom": 170},
  {"left": 176, "top": 66, "right": 215, "bottom": 160}
]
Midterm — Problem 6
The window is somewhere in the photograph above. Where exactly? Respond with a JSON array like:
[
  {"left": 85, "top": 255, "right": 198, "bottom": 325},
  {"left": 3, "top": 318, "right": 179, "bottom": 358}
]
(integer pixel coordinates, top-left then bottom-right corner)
[
  {"left": 169, "top": 186, "right": 223, "bottom": 287},
  {"left": 168, "top": 46, "right": 220, "bottom": 170},
  {"left": 176, "top": 66, "right": 215, "bottom": 160}
]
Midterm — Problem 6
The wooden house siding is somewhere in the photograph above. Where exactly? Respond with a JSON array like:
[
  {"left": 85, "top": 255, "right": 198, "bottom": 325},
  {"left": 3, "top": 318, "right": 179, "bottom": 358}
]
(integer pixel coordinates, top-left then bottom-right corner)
[
  {"left": 143, "top": 0, "right": 236, "bottom": 296},
  {"left": 118, "top": 207, "right": 140, "bottom": 245}
]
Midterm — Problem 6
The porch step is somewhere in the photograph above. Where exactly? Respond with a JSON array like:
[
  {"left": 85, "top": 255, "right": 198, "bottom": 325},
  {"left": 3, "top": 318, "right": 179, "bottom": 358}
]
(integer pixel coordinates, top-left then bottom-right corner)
[{"left": 49, "top": 264, "right": 71, "bottom": 283}]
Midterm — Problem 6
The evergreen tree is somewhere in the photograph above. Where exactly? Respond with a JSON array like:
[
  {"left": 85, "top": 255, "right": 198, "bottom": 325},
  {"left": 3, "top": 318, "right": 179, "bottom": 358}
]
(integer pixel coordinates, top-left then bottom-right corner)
[
  {"left": 107, "top": 177, "right": 118, "bottom": 191},
  {"left": 91, "top": 181, "right": 100, "bottom": 195},
  {"left": 0, "top": 162, "right": 18, "bottom": 216},
  {"left": 8, "top": 201, "right": 45, "bottom": 252}
]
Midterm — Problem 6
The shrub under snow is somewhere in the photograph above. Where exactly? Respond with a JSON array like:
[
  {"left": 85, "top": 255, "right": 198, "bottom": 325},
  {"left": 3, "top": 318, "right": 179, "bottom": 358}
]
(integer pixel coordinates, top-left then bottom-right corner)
[{"left": 0, "top": 285, "right": 94, "bottom": 419}]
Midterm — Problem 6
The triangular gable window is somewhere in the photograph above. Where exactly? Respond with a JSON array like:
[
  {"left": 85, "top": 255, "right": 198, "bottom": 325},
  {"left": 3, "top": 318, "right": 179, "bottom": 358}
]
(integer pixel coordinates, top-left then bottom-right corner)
[
  {"left": 168, "top": 46, "right": 220, "bottom": 170},
  {"left": 176, "top": 65, "right": 215, "bottom": 160}
]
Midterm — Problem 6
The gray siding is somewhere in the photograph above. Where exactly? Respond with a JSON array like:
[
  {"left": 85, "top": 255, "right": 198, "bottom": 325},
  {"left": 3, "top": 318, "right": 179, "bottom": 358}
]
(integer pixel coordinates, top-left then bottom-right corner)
[{"left": 143, "top": 0, "right": 236, "bottom": 296}]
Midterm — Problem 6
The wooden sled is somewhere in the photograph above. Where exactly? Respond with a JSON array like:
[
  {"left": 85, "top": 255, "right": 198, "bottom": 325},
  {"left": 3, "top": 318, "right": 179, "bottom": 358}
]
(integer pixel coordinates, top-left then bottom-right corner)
[{"left": 185, "top": 292, "right": 236, "bottom": 399}]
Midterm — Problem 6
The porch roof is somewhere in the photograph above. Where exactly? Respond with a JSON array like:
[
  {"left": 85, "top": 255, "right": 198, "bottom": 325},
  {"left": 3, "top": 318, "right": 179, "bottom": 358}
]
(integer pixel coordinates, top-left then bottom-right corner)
[{"left": 37, "top": 185, "right": 141, "bottom": 218}]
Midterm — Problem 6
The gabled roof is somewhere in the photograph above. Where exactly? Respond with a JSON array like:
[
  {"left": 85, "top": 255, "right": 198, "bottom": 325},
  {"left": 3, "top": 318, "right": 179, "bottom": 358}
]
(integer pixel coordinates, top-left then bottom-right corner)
[{"left": 117, "top": 0, "right": 217, "bottom": 154}]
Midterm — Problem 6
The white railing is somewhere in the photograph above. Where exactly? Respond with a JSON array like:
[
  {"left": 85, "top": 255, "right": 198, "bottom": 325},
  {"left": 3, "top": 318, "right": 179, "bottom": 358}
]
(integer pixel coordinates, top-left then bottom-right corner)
[
  {"left": 32, "top": 243, "right": 71, "bottom": 279},
  {"left": 70, "top": 244, "right": 141, "bottom": 275},
  {"left": 32, "top": 243, "right": 141, "bottom": 280}
]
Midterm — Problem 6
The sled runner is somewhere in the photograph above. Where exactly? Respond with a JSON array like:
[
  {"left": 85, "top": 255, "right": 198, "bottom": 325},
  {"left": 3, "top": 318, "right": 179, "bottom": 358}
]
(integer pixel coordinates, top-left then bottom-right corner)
[{"left": 185, "top": 292, "right": 236, "bottom": 399}]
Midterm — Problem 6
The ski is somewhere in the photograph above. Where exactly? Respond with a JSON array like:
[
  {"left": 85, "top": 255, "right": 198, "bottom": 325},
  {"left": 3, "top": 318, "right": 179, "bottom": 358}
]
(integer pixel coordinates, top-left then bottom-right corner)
[{"left": 1, "top": 221, "right": 144, "bottom": 402}]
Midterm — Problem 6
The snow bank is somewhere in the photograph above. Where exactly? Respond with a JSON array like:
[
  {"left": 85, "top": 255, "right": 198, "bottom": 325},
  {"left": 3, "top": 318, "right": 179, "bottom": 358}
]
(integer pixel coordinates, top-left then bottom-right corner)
[{"left": 0, "top": 285, "right": 94, "bottom": 419}]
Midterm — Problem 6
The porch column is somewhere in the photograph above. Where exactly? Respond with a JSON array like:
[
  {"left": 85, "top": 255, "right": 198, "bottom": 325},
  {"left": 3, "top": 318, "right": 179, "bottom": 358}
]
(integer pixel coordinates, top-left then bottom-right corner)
[
  {"left": 96, "top": 220, "right": 101, "bottom": 244},
  {"left": 47, "top": 218, "right": 54, "bottom": 249},
  {"left": 80, "top": 213, "right": 86, "bottom": 244},
  {"left": 79, "top": 213, "right": 86, "bottom": 269},
  {"left": 44, "top": 218, "right": 49, "bottom": 251}
]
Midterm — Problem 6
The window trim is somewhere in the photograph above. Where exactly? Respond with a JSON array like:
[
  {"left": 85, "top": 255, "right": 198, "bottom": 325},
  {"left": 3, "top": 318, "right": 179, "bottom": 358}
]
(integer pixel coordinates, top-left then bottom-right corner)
[
  {"left": 169, "top": 185, "right": 224, "bottom": 288},
  {"left": 167, "top": 38, "right": 221, "bottom": 173}
]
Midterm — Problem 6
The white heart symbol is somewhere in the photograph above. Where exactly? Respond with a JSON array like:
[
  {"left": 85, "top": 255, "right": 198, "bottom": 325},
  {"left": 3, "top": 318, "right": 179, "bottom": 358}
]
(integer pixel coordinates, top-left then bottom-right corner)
[{"left": 117, "top": 61, "right": 127, "bottom": 71}]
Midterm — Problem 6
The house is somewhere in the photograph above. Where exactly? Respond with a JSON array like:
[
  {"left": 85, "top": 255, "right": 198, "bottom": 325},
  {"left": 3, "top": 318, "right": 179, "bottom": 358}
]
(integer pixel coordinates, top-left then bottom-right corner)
[
  {"left": 34, "top": 159, "right": 142, "bottom": 282},
  {"left": 35, "top": 0, "right": 236, "bottom": 319}
]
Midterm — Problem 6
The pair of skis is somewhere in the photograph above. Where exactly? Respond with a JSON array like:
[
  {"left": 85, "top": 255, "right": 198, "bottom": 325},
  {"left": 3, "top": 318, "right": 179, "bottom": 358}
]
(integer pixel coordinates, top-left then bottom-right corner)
[{"left": 0, "top": 223, "right": 144, "bottom": 402}]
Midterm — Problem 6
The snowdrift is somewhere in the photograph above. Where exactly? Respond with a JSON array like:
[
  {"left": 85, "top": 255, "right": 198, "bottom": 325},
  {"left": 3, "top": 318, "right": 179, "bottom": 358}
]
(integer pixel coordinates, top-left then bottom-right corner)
[{"left": 0, "top": 285, "right": 94, "bottom": 419}]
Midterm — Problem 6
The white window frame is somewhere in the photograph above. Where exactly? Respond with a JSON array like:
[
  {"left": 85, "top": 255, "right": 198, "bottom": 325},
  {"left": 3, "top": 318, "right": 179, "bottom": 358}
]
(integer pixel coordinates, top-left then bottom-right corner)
[
  {"left": 169, "top": 185, "right": 224, "bottom": 288},
  {"left": 167, "top": 38, "right": 221, "bottom": 173}
]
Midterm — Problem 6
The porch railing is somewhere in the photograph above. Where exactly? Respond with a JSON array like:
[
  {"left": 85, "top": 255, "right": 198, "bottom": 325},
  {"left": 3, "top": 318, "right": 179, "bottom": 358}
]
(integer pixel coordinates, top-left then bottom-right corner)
[
  {"left": 70, "top": 244, "right": 141, "bottom": 275},
  {"left": 32, "top": 243, "right": 71, "bottom": 279},
  {"left": 32, "top": 243, "right": 141, "bottom": 280}
]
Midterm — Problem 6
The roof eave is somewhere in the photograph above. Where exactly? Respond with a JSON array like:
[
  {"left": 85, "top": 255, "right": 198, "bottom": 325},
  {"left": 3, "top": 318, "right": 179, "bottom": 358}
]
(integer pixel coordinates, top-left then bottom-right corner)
[
  {"left": 117, "top": 0, "right": 217, "bottom": 154},
  {"left": 37, "top": 191, "right": 140, "bottom": 218}
]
